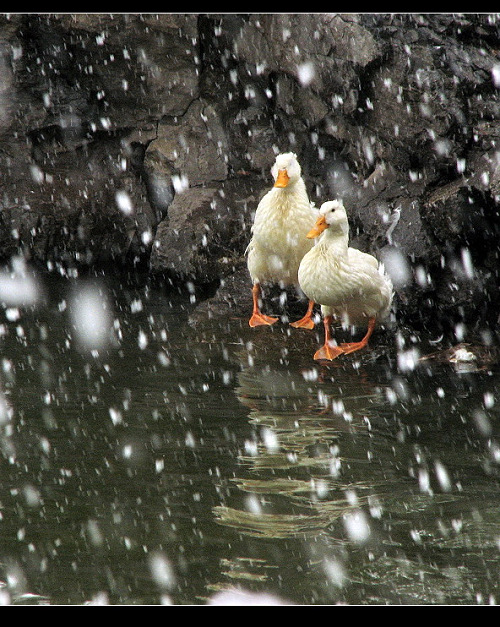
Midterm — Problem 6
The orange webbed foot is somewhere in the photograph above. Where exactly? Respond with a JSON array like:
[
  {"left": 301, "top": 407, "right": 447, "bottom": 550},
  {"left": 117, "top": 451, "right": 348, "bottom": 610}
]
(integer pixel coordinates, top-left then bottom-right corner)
[
  {"left": 290, "top": 316, "right": 315, "bottom": 330},
  {"left": 313, "top": 343, "right": 344, "bottom": 361},
  {"left": 249, "top": 312, "right": 279, "bottom": 327},
  {"left": 290, "top": 300, "right": 315, "bottom": 330}
]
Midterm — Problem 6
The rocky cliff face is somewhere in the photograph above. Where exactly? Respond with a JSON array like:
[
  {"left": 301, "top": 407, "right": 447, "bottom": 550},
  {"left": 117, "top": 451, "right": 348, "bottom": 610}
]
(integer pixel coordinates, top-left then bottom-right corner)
[{"left": 0, "top": 14, "right": 499, "bottom": 341}]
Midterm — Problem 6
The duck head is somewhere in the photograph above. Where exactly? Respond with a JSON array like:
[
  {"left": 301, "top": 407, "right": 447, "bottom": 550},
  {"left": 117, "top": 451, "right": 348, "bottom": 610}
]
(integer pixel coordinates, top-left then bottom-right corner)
[
  {"left": 272, "top": 152, "right": 302, "bottom": 188},
  {"left": 307, "top": 200, "right": 349, "bottom": 238}
]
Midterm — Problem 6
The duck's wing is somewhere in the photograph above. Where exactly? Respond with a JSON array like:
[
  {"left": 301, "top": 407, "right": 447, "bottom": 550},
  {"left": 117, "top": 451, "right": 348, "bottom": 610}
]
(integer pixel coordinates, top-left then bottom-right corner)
[{"left": 347, "top": 247, "right": 379, "bottom": 270}]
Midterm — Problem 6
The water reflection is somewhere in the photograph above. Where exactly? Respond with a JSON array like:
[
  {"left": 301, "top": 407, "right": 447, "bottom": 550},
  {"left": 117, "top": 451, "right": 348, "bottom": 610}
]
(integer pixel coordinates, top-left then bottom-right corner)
[
  {"left": 211, "top": 325, "right": 500, "bottom": 604},
  {"left": 209, "top": 334, "right": 395, "bottom": 600},
  {"left": 213, "top": 345, "right": 389, "bottom": 542},
  {"left": 0, "top": 269, "right": 498, "bottom": 604}
]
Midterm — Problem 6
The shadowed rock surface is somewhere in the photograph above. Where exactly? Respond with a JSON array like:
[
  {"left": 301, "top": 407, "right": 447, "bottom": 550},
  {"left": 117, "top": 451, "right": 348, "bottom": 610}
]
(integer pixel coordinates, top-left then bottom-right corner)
[{"left": 0, "top": 13, "right": 499, "bottom": 342}]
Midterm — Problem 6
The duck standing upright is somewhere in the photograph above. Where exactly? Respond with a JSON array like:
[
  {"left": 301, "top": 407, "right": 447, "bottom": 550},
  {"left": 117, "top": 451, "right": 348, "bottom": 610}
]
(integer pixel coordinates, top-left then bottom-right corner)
[
  {"left": 247, "top": 152, "right": 317, "bottom": 328},
  {"left": 298, "top": 200, "right": 393, "bottom": 361}
]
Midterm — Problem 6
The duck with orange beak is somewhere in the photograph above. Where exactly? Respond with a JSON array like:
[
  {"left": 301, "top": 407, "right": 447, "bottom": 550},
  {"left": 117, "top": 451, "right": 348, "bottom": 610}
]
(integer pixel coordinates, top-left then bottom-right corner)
[
  {"left": 298, "top": 200, "right": 393, "bottom": 360},
  {"left": 246, "top": 152, "right": 318, "bottom": 328}
]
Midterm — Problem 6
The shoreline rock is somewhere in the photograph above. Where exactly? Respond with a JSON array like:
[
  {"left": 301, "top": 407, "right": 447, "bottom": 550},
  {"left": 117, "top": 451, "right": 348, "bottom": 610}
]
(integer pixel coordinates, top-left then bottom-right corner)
[{"left": 0, "top": 14, "right": 498, "bottom": 342}]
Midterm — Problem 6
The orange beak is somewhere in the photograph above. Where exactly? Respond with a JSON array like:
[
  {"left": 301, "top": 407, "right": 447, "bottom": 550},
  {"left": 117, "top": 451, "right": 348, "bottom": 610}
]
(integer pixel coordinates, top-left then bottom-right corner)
[
  {"left": 274, "top": 169, "right": 290, "bottom": 188},
  {"left": 307, "top": 215, "right": 328, "bottom": 238}
]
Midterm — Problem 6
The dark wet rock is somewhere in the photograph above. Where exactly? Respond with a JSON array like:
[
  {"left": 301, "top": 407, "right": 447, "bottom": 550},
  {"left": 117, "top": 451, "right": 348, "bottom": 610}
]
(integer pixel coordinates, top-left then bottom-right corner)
[
  {"left": 145, "top": 99, "right": 229, "bottom": 190},
  {"left": 150, "top": 176, "right": 266, "bottom": 284},
  {"left": 0, "top": 13, "right": 499, "bottom": 343},
  {"left": 188, "top": 259, "right": 251, "bottom": 324}
]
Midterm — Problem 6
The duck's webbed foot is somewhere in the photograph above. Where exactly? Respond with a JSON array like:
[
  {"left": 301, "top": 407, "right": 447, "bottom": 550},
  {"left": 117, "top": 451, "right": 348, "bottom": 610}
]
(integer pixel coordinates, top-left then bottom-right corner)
[
  {"left": 313, "top": 343, "right": 344, "bottom": 361},
  {"left": 290, "top": 300, "right": 315, "bottom": 330},
  {"left": 249, "top": 312, "right": 279, "bottom": 327}
]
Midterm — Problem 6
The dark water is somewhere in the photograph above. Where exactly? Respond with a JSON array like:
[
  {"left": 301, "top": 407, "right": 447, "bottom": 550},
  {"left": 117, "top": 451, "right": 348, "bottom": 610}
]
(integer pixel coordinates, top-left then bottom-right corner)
[{"left": 0, "top": 269, "right": 499, "bottom": 605}]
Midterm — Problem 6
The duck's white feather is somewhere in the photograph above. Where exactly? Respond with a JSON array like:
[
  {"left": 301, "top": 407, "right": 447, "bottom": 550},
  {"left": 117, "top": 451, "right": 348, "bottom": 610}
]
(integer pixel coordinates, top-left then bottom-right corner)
[
  {"left": 298, "top": 200, "right": 393, "bottom": 327},
  {"left": 247, "top": 152, "right": 317, "bottom": 286}
]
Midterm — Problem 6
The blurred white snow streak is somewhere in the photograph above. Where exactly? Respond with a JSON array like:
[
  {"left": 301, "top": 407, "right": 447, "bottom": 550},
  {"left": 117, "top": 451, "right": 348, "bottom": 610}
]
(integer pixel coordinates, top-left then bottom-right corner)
[
  {"left": 380, "top": 247, "right": 411, "bottom": 288},
  {"left": 148, "top": 551, "right": 176, "bottom": 591},
  {"left": 115, "top": 189, "right": 134, "bottom": 215},
  {"left": 323, "top": 558, "right": 347, "bottom": 588},
  {"left": 297, "top": 61, "right": 315, "bottom": 86},
  {"left": 434, "top": 460, "right": 452, "bottom": 492},
  {"left": 343, "top": 510, "right": 371, "bottom": 544},
  {"left": 70, "top": 283, "right": 112, "bottom": 350},
  {"left": 0, "top": 257, "right": 39, "bottom": 306},
  {"left": 0, "top": 392, "right": 13, "bottom": 425},
  {"left": 208, "top": 589, "right": 291, "bottom": 605},
  {"left": 172, "top": 174, "right": 189, "bottom": 193},
  {"left": 492, "top": 63, "right": 500, "bottom": 88}
]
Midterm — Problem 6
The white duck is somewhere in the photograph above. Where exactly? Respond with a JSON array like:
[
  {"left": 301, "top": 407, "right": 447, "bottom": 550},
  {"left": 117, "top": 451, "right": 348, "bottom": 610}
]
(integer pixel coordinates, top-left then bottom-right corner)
[
  {"left": 298, "top": 200, "right": 393, "bottom": 361},
  {"left": 247, "top": 152, "right": 318, "bottom": 328}
]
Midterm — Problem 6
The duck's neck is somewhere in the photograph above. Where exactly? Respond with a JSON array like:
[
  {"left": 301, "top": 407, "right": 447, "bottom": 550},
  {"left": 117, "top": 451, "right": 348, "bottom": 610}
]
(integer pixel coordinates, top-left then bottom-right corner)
[
  {"left": 274, "top": 177, "right": 307, "bottom": 206},
  {"left": 320, "top": 226, "right": 349, "bottom": 256}
]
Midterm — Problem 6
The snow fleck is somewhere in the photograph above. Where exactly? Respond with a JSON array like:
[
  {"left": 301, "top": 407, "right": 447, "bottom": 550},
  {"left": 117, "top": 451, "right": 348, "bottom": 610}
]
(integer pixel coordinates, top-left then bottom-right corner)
[
  {"left": 410, "top": 529, "right": 423, "bottom": 544},
  {"left": 30, "top": 164, "right": 45, "bottom": 184},
  {"left": 185, "top": 431, "right": 196, "bottom": 447},
  {"left": 397, "top": 347, "right": 420, "bottom": 372},
  {"left": 172, "top": 174, "right": 189, "bottom": 193},
  {"left": 115, "top": 190, "right": 134, "bottom": 215},
  {"left": 492, "top": 63, "right": 500, "bottom": 88},
  {"left": 244, "top": 439, "right": 259, "bottom": 457},
  {"left": 85, "top": 591, "right": 109, "bottom": 606},
  {"left": 0, "top": 257, "right": 40, "bottom": 307},
  {"left": 157, "top": 351, "right": 171, "bottom": 367},
  {"left": 245, "top": 494, "right": 262, "bottom": 515},
  {"left": 86, "top": 520, "right": 104, "bottom": 547},
  {"left": 208, "top": 589, "right": 290, "bottom": 605},
  {"left": 473, "top": 409, "right": 492, "bottom": 437},
  {"left": 381, "top": 247, "right": 411, "bottom": 288},
  {"left": 138, "top": 330, "right": 148, "bottom": 350},
  {"left": 229, "top": 69, "right": 238, "bottom": 86},
  {"left": 302, "top": 368, "right": 319, "bottom": 382},
  {"left": 484, "top": 392, "right": 495, "bottom": 409},
  {"left": 311, "top": 478, "right": 329, "bottom": 499},
  {"left": 109, "top": 407, "right": 123, "bottom": 426},
  {"left": 155, "top": 459, "right": 164, "bottom": 473},
  {"left": 343, "top": 510, "right": 371, "bottom": 544},
  {"left": 70, "top": 283, "right": 112, "bottom": 351},
  {"left": 323, "top": 558, "right": 347, "bottom": 588},
  {"left": 434, "top": 138, "right": 452, "bottom": 156},
  {"left": 122, "top": 444, "right": 133, "bottom": 459},
  {"left": 148, "top": 551, "right": 176, "bottom": 591},
  {"left": 5, "top": 308, "right": 20, "bottom": 321},
  {"left": 418, "top": 467, "right": 432, "bottom": 494},
  {"left": 262, "top": 427, "right": 279, "bottom": 453},
  {"left": 130, "top": 298, "right": 143, "bottom": 313},
  {"left": 415, "top": 265, "right": 430, "bottom": 287},
  {"left": 461, "top": 247, "right": 475, "bottom": 279},
  {"left": 454, "top": 323, "right": 466, "bottom": 342},
  {"left": 297, "top": 61, "right": 315, "bottom": 86},
  {"left": 362, "top": 141, "right": 374, "bottom": 165},
  {"left": 434, "top": 460, "right": 452, "bottom": 492},
  {"left": 22, "top": 484, "right": 41, "bottom": 508},
  {"left": 368, "top": 495, "right": 383, "bottom": 519}
]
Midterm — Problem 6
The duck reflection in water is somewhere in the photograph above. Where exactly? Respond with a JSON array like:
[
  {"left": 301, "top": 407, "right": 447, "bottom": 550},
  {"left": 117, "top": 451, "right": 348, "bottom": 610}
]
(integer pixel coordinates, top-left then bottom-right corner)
[{"left": 212, "top": 338, "right": 390, "bottom": 544}]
